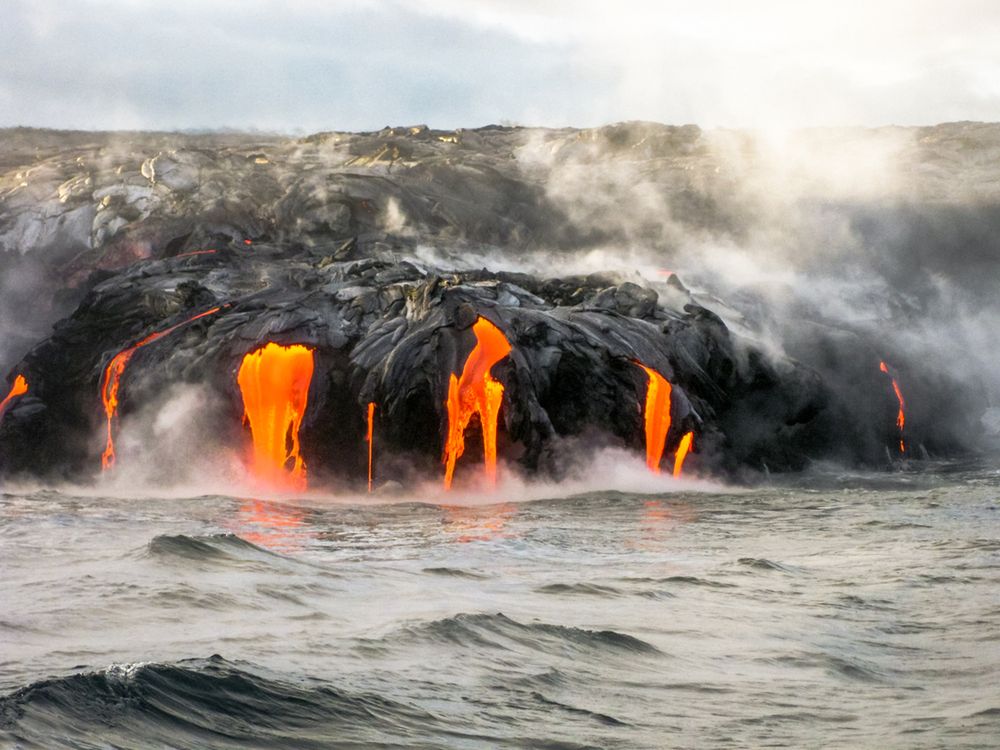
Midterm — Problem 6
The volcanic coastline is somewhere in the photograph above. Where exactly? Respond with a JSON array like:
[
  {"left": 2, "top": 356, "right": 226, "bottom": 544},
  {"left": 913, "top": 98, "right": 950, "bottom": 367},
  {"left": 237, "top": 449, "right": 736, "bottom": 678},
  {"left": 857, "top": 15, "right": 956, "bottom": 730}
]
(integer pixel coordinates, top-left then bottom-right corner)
[{"left": 0, "top": 122, "right": 994, "bottom": 488}]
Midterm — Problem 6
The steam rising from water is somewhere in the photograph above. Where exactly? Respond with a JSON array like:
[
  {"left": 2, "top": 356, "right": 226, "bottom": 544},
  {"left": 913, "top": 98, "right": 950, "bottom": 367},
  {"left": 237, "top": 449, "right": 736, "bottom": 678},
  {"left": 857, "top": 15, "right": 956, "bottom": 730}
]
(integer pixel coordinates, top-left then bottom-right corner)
[{"left": 2, "top": 123, "right": 999, "bottom": 484}]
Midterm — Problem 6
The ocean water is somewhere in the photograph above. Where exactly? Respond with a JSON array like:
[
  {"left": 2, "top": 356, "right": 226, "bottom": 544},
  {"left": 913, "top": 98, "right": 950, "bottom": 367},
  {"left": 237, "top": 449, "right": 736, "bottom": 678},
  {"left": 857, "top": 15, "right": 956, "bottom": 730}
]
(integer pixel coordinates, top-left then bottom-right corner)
[{"left": 1, "top": 462, "right": 999, "bottom": 749}]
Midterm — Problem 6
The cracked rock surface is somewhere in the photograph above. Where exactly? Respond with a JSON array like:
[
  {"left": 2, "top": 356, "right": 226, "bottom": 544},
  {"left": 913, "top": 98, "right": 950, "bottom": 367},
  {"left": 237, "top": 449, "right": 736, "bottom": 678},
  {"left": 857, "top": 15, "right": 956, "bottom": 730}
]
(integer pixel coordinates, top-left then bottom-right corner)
[{"left": 0, "top": 122, "right": 993, "bottom": 483}]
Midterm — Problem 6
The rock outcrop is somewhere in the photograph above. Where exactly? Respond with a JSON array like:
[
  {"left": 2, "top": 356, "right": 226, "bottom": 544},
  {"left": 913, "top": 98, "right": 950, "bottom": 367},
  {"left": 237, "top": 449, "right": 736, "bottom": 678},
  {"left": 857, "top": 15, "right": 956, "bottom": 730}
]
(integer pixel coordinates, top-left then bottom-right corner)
[{"left": 1, "top": 123, "right": 994, "bottom": 484}]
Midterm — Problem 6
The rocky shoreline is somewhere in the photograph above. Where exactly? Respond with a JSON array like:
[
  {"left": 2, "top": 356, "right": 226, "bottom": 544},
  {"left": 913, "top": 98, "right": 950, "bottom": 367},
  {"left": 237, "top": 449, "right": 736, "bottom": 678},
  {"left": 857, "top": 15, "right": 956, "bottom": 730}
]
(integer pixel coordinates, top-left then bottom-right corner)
[{"left": 1, "top": 122, "right": 993, "bottom": 485}]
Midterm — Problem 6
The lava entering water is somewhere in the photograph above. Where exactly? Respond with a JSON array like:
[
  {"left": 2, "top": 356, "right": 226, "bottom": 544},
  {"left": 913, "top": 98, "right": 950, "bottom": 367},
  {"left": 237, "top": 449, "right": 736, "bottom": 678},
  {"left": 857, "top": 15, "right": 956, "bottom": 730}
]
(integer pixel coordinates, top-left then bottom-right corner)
[
  {"left": 0, "top": 375, "right": 28, "bottom": 423},
  {"left": 237, "top": 343, "right": 315, "bottom": 491},
  {"left": 101, "top": 307, "right": 222, "bottom": 471},
  {"left": 673, "top": 431, "right": 694, "bottom": 477},
  {"left": 443, "top": 317, "right": 512, "bottom": 490},
  {"left": 366, "top": 402, "right": 376, "bottom": 493},
  {"left": 879, "top": 361, "right": 907, "bottom": 454},
  {"left": 636, "top": 363, "right": 673, "bottom": 473}
]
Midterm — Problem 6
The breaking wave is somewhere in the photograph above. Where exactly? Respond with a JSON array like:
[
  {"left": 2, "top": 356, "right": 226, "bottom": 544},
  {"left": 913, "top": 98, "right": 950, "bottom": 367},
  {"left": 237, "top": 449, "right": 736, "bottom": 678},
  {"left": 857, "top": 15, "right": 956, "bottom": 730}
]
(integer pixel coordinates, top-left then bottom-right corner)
[{"left": 0, "top": 656, "right": 438, "bottom": 750}]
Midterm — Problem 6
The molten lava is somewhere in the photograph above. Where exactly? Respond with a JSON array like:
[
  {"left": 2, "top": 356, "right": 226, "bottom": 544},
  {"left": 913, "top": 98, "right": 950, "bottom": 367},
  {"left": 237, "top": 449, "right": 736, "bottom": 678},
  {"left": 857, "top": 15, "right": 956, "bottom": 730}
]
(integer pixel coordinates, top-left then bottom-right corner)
[
  {"left": 443, "top": 317, "right": 512, "bottom": 490},
  {"left": 673, "top": 431, "right": 694, "bottom": 477},
  {"left": 879, "top": 361, "right": 907, "bottom": 454},
  {"left": 636, "top": 363, "right": 672, "bottom": 473},
  {"left": 0, "top": 375, "right": 28, "bottom": 423},
  {"left": 366, "top": 402, "right": 376, "bottom": 493},
  {"left": 237, "top": 343, "right": 315, "bottom": 491},
  {"left": 101, "top": 307, "right": 222, "bottom": 471}
]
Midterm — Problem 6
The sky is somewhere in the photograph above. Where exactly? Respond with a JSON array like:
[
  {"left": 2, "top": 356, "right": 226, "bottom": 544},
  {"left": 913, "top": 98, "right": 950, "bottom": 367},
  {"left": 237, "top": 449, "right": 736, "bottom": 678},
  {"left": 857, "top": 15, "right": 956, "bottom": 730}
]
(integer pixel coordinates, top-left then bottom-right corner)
[{"left": 4, "top": 0, "right": 1000, "bottom": 132}]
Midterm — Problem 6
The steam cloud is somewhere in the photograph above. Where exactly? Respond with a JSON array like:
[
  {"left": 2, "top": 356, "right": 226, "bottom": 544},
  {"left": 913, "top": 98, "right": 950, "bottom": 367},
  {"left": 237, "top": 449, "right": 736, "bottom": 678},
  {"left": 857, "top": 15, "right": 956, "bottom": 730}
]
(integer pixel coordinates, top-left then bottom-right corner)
[{"left": 2, "top": 120, "right": 999, "bottom": 493}]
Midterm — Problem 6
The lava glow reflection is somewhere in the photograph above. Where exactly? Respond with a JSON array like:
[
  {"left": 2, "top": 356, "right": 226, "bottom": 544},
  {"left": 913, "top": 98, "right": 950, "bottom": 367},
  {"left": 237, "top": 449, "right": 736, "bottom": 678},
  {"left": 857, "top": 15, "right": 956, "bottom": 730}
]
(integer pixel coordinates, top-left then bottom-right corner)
[
  {"left": 237, "top": 343, "right": 315, "bottom": 492},
  {"left": 443, "top": 317, "right": 512, "bottom": 490}
]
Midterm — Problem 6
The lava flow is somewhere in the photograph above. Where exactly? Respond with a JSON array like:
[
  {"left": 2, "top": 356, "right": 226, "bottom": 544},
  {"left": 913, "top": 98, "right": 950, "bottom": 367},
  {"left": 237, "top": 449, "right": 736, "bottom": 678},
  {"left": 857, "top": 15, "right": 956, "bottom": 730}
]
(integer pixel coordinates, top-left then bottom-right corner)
[
  {"left": 673, "top": 431, "right": 694, "bottom": 477},
  {"left": 0, "top": 375, "right": 28, "bottom": 423},
  {"left": 101, "top": 307, "right": 221, "bottom": 470},
  {"left": 237, "top": 343, "right": 315, "bottom": 491},
  {"left": 443, "top": 317, "right": 512, "bottom": 489},
  {"left": 366, "top": 402, "right": 376, "bottom": 493},
  {"left": 636, "top": 363, "right": 673, "bottom": 473},
  {"left": 879, "top": 361, "right": 907, "bottom": 453}
]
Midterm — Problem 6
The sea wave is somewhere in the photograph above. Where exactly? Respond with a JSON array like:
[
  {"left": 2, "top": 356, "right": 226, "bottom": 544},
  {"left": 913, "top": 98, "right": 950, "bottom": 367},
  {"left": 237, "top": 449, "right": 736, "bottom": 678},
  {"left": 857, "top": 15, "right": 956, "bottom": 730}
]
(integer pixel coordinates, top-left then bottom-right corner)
[
  {"left": 382, "top": 612, "right": 661, "bottom": 657},
  {"left": 0, "top": 656, "right": 437, "bottom": 750}
]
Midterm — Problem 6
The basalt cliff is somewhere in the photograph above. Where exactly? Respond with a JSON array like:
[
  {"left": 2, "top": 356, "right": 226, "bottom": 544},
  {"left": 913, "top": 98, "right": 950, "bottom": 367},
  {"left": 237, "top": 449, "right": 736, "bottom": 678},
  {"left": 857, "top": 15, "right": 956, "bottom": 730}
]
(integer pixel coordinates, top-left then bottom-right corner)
[{"left": 0, "top": 122, "right": 995, "bottom": 488}]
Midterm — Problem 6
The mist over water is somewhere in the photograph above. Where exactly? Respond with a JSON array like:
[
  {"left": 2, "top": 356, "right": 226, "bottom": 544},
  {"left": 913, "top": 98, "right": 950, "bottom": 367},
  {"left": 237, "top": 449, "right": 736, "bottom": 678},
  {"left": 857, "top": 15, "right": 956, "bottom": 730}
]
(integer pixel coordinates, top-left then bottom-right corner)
[
  {"left": 2, "top": 462, "right": 999, "bottom": 749},
  {"left": 3, "top": 120, "right": 1000, "bottom": 747}
]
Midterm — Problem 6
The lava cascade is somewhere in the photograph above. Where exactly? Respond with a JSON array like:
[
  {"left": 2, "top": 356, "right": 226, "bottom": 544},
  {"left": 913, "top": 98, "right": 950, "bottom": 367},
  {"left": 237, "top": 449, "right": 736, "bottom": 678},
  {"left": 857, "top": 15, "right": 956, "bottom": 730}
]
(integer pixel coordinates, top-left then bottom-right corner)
[
  {"left": 673, "top": 431, "right": 694, "bottom": 477},
  {"left": 101, "top": 307, "right": 221, "bottom": 470},
  {"left": 879, "top": 361, "right": 906, "bottom": 453},
  {"left": 237, "top": 343, "right": 315, "bottom": 491},
  {"left": 366, "top": 402, "right": 376, "bottom": 493},
  {"left": 636, "top": 363, "right": 673, "bottom": 473},
  {"left": 0, "top": 375, "right": 28, "bottom": 423},
  {"left": 443, "top": 317, "right": 512, "bottom": 489}
]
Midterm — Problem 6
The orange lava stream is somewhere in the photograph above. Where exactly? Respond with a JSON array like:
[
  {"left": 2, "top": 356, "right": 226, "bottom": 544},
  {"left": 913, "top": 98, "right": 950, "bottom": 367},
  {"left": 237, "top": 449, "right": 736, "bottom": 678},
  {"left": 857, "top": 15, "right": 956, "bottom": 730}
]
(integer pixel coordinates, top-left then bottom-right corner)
[
  {"left": 0, "top": 375, "right": 28, "bottom": 423},
  {"left": 636, "top": 363, "right": 672, "bottom": 473},
  {"left": 101, "top": 307, "right": 221, "bottom": 471},
  {"left": 237, "top": 343, "right": 315, "bottom": 492},
  {"left": 443, "top": 317, "right": 512, "bottom": 490},
  {"left": 879, "top": 361, "right": 907, "bottom": 453},
  {"left": 366, "top": 402, "right": 376, "bottom": 493},
  {"left": 673, "top": 431, "right": 694, "bottom": 477}
]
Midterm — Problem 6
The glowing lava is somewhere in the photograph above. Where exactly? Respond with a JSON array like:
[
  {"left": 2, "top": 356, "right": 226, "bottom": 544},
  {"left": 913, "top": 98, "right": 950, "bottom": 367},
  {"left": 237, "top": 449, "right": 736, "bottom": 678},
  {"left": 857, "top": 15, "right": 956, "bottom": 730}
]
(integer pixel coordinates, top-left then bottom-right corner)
[
  {"left": 366, "top": 402, "right": 376, "bottom": 493},
  {"left": 636, "top": 363, "right": 673, "bottom": 473},
  {"left": 443, "top": 317, "right": 512, "bottom": 490},
  {"left": 237, "top": 343, "right": 315, "bottom": 491},
  {"left": 879, "top": 361, "right": 906, "bottom": 454},
  {"left": 101, "top": 307, "right": 222, "bottom": 471},
  {"left": 0, "top": 375, "right": 28, "bottom": 423},
  {"left": 673, "top": 431, "right": 694, "bottom": 477}
]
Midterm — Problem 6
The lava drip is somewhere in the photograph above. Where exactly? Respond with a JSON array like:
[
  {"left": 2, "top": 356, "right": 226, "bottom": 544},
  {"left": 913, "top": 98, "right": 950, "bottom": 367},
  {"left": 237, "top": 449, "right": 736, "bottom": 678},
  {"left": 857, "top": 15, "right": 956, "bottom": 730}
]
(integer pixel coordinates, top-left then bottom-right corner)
[
  {"left": 879, "top": 361, "right": 906, "bottom": 454},
  {"left": 101, "top": 307, "right": 222, "bottom": 471},
  {"left": 635, "top": 363, "right": 672, "bottom": 473},
  {"left": 673, "top": 431, "right": 694, "bottom": 477},
  {"left": 443, "top": 317, "right": 512, "bottom": 490},
  {"left": 366, "top": 402, "right": 376, "bottom": 493},
  {"left": 237, "top": 343, "right": 315, "bottom": 492},
  {"left": 0, "top": 375, "right": 28, "bottom": 423}
]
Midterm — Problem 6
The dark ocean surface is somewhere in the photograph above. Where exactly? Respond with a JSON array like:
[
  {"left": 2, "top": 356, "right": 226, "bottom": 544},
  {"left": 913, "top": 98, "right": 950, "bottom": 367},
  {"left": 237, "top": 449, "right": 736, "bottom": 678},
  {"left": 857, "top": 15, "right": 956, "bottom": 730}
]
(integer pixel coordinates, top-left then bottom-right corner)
[{"left": 2, "top": 460, "right": 999, "bottom": 749}]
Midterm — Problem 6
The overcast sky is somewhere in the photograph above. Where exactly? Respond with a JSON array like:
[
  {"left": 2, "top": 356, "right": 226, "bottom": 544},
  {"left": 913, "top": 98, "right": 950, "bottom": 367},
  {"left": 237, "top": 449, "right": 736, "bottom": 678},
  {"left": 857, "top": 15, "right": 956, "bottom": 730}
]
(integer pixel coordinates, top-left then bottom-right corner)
[{"left": 4, "top": 0, "right": 1000, "bottom": 132}]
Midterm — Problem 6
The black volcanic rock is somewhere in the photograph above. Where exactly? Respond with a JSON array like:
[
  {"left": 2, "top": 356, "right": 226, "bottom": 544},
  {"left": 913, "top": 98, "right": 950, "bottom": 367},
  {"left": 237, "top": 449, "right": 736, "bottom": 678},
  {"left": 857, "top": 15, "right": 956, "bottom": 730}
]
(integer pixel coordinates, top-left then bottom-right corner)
[
  {"left": 0, "top": 244, "right": 900, "bottom": 484},
  {"left": 1, "top": 122, "right": 996, "bottom": 483}
]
